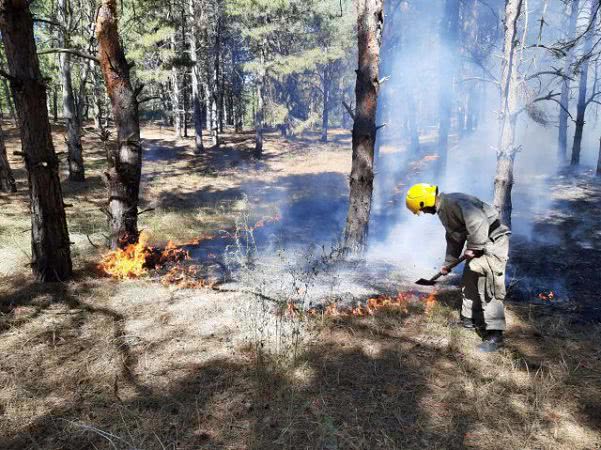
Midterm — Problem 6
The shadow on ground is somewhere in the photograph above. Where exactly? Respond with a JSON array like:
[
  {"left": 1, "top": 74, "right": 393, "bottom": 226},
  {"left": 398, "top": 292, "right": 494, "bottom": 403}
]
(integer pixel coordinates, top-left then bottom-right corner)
[{"left": 1, "top": 275, "right": 600, "bottom": 449}]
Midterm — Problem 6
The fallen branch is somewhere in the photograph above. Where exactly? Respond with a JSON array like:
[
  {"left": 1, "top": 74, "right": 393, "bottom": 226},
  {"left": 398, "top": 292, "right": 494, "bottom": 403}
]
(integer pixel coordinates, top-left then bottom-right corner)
[{"left": 86, "top": 234, "right": 100, "bottom": 249}]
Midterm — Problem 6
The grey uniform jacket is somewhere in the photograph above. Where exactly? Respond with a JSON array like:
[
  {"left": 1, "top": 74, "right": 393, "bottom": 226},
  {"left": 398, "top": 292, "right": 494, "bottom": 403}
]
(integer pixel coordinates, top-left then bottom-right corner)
[{"left": 436, "top": 193, "right": 509, "bottom": 266}]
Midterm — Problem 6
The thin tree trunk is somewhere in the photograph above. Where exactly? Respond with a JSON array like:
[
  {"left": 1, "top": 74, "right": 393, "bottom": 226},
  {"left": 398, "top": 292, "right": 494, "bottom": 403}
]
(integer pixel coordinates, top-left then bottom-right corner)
[
  {"left": 2, "top": 78, "right": 16, "bottom": 125},
  {"left": 597, "top": 136, "right": 601, "bottom": 175},
  {"left": 91, "top": 61, "right": 105, "bottom": 131},
  {"left": 0, "top": 0, "right": 72, "bottom": 281},
  {"left": 215, "top": 18, "right": 223, "bottom": 134},
  {"left": 170, "top": 33, "right": 182, "bottom": 139},
  {"left": 52, "top": 88, "right": 59, "bottom": 123},
  {"left": 180, "top": 6, "right": 189, "bottom": 138},
  {"left": 437, "top": 0, "right": 460, "bottom": 177},
  {"left": 321, "top": 65, "right": 330, "bottom": 143},
  {"left": 407, "top": 91, "right": 419, "bottom": 154},
  {"left": 254, "top": 49, "right": 265, "bottom": 157},
  {"left": 571, "top": 0, "right": 595, "bottom": 166},
  {"left": 189, "top": 0, "right": 204, "bottom": 153},
  {"left": 558, "top": 0, "right": 580, "bottom": 161},
  {"left": 233, "top": 47, "right": 244, "bottom": 133},
  {"left": 58, "top": 0, "right": 85, "bottom": 182},
  {"left": 96, "top": 0, "right": 142, "bottom": 249},
  {"left": 0, "top": 120, "right": 16, "bottom": 192},
  {"left": 493, "top": 0, "right": 523, "bottom": 228},
  {"left": 343, "top": 0, "right": 384, "bottom": 256}
]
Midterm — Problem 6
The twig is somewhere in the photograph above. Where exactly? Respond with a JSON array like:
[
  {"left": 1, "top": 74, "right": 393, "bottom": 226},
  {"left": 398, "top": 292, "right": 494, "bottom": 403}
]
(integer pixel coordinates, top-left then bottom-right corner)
[
  {"left": 342, "top": 100, "right": 355, "bottom": 121},
  {"left": 86, "top": 234, "right": 100, "bottom": 249},
  {"left": 37, "top": 48, "right": 99, "bottom": 63},
  {"left": 137, "top": 207, "right": 155, "bottom": 216}
]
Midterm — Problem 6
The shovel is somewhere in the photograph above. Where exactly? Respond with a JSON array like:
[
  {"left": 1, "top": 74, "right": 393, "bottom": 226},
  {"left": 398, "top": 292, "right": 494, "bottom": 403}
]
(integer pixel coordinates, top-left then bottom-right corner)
[{"left": 415, "top": 255, "right": 467, "bottom": 286}]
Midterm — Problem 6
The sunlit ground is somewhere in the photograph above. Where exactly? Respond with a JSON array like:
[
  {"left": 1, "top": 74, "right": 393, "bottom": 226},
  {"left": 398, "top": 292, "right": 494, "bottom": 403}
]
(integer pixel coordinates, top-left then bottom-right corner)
[{"left": 1, "top": 123, "right": 600, "bottom": 449}]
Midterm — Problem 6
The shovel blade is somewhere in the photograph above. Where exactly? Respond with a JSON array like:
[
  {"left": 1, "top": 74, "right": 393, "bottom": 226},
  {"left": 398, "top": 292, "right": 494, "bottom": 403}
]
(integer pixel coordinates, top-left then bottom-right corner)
[{"left": 415, "top": 278, "right": 437, "bottom": 286}]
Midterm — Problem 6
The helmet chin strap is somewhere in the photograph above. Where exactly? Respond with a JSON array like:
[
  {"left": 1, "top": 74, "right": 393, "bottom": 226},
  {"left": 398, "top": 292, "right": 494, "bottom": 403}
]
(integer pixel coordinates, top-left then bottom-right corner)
[{"left": 421, "top": 206, "right": 437, "bottom": 215}]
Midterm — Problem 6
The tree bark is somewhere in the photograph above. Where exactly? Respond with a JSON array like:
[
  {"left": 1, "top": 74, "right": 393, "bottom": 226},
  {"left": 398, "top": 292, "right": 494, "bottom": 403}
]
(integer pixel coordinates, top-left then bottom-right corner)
[
  {"left": 96, "top": 0, "right": 142, "bottom": 249},
  {"left": 571, "top": 0, "right": 596, "bottom": 166},
  {"left": 0, "top": 120, "right": 16, "bottom": 192},
  {"left": 2, "top": 78, "right": 16, "bottom": 124},
  {"left": 254, "top": 48, "right": 265, "bottom": 157},
  {"left": 493, "top": 0, "right": 523, "bottom": 228},
  {"left": 189, "top": 0, "right": 204, "bottom": 153},
  {"left": 342, "top": 0, "right": 384, "bottom": 256},
  {"left": 0, "top": 0, "right": 72, "bottom": 281},
  {"left": 437, "top": 0, "right": 460, "bottom": 177},
  {"left": 321, "top": 65, "right": 331, "bottom": 143},
  {"left": 558, "top": 0, "right": 580, "bottom": 161},
  {"left": 58, "top": 0, "right": 85, "bottom": 182},
  {"left": 597, "top": 136, "right": 601, "bottom": 176},
  {"left": 170, "top": 33, "right": 183, "bottom": 139},
  {"left": 91, "top": 60, "right": 105, "bottom": 131}
]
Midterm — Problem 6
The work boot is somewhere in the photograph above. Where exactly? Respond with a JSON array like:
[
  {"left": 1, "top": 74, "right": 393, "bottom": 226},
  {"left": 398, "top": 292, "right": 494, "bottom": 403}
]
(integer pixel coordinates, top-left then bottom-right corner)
[
  {"left": 477, "top": 330, "right": 504, "bottom": 353},
  {"left": 449, "top": 315, "right": 475, "bottom": 329}
]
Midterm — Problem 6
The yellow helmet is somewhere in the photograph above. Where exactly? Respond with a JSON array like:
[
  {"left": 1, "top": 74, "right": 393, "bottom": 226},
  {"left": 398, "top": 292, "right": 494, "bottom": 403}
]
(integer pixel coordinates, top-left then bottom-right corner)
[{"left": 406, "top": 183, "right": 438, "bottom": 215}]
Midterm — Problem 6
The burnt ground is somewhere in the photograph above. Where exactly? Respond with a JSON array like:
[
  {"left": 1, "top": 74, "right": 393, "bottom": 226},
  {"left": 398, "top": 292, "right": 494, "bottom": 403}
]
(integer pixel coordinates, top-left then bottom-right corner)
[
  {"left": 506, "top": 169, "right": 601, "bottom": 324},
  {"left": 1, "top": 123, "right": 601, "bottom": 449}
]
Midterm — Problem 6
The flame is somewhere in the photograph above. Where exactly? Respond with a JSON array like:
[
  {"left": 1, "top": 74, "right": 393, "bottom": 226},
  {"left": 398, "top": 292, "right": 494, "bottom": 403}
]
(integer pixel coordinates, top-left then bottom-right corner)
[
  {"left": 99, "top": 231, "right": 152, "bottom": 279},
  {"left": 424, "top": 292, "right": 437, "bottom": 315},
  {"left": 99, "top": 232, "right": 191, "bottom": 280},
  {"left": 305, "top": 291, "right": 436, "bottom": 318},
  {"left": 254, "top": 213, "right": 281, "bottom": 229},
  {"left": 537, "top": 291, "right": 555, "bottom": 301}
]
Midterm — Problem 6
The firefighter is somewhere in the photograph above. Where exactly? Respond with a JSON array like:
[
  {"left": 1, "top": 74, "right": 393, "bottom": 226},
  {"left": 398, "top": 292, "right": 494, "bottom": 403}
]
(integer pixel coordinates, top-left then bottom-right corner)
[{"left": 405, "top": 183, "right": 511, "bottom": 352}]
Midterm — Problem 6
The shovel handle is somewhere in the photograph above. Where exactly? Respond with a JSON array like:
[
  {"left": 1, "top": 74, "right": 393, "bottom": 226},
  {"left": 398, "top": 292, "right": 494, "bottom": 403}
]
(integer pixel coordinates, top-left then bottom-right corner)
[{"left": 430, "top": 255, "right": 467, "bottom": 282}]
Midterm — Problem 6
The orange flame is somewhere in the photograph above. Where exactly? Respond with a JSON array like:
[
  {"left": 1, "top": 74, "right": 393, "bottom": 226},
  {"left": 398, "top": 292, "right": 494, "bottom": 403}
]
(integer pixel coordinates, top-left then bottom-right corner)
[
  {"left": 424, "top": 292, "right": 437, "bottom": 315},
  {"left": 537, "top": 291, "right": 555, "bottom": 301},
  {"left": 99, "top": 232, "right": 191, "bottom": 280},
  {"left": 99, "top": 231, "right": 152, "bottom": 279},
  {"left": 305, "top": 291, "right": 436, "bottom": 318}
]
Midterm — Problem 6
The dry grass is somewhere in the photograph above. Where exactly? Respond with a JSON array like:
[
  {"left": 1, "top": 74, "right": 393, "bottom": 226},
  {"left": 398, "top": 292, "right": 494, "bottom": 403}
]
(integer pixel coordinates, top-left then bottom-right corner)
[{"left": 0, "top": 123, "right": 600, "bottom": 449}]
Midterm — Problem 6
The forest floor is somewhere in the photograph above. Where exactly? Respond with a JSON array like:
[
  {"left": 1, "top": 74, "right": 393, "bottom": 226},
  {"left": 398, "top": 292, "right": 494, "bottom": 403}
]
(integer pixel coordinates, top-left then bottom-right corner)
[{"left": 1, "top": 122, "right": 600, "bottom": 450}]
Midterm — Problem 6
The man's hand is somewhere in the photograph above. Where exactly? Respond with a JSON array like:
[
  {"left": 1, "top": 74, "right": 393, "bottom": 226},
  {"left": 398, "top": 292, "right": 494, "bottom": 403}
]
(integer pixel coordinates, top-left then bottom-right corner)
[
  {"left": 464, "top": 249, "right": 476, "bottom": 260},
  {"left": 440, "top": 266, "right": 450, "bottom": 276}
]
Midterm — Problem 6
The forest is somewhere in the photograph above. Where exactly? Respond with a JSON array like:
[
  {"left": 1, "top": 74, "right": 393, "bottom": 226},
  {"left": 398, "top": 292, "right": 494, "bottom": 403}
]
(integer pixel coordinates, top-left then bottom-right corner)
[{"left": 0, "top": 0, "right": 600, "bottom": 448}]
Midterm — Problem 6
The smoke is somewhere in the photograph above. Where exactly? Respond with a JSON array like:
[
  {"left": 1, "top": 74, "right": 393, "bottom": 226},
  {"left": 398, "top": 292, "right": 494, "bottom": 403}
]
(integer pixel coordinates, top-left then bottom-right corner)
[{"left": 187, "top": 0, "right": 601, "bottom": 306}]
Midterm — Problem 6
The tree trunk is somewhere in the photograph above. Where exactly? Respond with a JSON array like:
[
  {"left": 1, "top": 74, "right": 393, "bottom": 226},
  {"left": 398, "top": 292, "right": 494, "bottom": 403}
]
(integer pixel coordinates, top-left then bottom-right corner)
[
  {"left": 0, "top": 0, "right": 72, "bottom": 281},
  {"left": 493, "top": 0, "right": 523, "bottom": 228},
  {"left": 189, "top": 0, "right": 204, "bottom": 153},
  {"left": 2, "top": 78, "right": 16, "bottom": 125},
  {"left": 215, "top": 18, "right": 224, "bottom": 134},
  {"left": 91, "top": 61, "right": 105, "bottom": 131},
  {"left": 321, "top": 65, "right": 330, "bottom": 143},
  {"left": 437, "top": 0, "right": 460, "bottom": 177},
  {"left": 571, "top": 0, "right": 595, "bottom": 166},
  {"left": 0, "top": 120, "right": 16, "bottom": 192},
  {"left": 52, "top": 88, "right": 59, "bottom": 123},
  {"left": 170, "top": 33, "right": 182, "bottom": 139},
  {"left": 255, "top": 76, "right": 264, "bottom": 156},
  {"left": 58, "top": 0, "right": 85, "bottom": 182},
  {"left": 96, "top": 0, "right": 142, "bottom": 249},
  {"left": 558, "top": 0, "right": 580, "bottom": 161},
  {"left": 342, "top": 0, "right": 384, "bottom": 256},
  {"left": 254, "top": 47, "right": 265, "bottom": 157},
  {"left": 233, "top": 47, "right": 244, "bottom": 132},
  {"left": 597, "top": 136, "right": 601, "bottom": 176}
]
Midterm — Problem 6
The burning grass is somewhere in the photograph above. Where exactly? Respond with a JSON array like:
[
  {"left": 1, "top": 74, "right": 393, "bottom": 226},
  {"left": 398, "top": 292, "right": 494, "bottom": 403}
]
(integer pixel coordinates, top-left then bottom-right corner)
[
  {"left": 299, "top": 291, "right": 439, "bottom": 318},
  {"left": 98, "top": 231, "right": 190, "bottom": 280}
]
